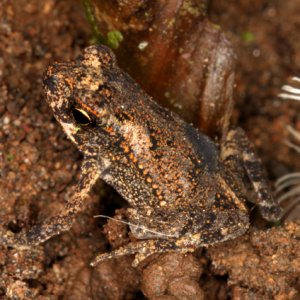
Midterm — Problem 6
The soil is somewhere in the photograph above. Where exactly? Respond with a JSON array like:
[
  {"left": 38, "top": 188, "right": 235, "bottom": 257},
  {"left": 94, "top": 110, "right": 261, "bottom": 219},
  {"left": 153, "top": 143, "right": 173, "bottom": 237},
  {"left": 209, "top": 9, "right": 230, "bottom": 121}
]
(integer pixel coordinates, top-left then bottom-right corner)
[{"left": 0, "top": 0, "right": 300, "bottom": 299}]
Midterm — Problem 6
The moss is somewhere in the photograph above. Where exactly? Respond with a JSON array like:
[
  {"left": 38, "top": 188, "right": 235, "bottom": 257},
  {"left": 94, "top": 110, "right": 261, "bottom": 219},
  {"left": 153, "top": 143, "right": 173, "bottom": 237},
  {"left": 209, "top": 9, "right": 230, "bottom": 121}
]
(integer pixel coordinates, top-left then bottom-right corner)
[
  {"left": 242, "top": 31, "right": 255, "bottom": 43},
  {"left": 106, "top": 30, "right": 124, "bottom": 49},
  {"left": 7, "top": 153, "right": 14, "bottom": 161}
]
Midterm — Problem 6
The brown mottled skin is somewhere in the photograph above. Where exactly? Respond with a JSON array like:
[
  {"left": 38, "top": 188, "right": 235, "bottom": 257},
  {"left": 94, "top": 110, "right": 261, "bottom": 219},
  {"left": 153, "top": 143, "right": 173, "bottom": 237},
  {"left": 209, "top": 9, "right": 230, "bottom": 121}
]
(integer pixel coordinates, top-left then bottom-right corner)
[{"left": 0, "top": 45, "right": 281, "bottom": 266}]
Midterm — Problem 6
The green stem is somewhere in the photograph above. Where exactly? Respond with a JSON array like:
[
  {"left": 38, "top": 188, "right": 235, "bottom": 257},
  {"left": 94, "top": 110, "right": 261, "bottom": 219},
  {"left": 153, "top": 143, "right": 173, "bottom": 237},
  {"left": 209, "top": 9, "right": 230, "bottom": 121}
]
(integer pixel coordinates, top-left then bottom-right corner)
[{"left": 81, "top": 0, "right": 106, "bottom": 44}]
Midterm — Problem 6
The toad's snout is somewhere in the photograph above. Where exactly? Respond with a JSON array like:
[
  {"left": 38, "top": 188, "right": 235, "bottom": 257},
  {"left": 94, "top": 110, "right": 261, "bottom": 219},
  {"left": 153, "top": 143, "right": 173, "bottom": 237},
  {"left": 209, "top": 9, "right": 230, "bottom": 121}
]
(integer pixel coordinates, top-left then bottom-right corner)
[{"left": 43, "top": 63, "right": 74, "bottom": 96}]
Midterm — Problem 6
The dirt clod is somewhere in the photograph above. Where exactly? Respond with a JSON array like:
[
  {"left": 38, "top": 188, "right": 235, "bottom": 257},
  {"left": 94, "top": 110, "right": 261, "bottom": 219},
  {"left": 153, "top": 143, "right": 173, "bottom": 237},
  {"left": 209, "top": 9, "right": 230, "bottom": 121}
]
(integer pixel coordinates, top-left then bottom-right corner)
[
  {"left": 1, "top": 0, "right": 300, "bottom": 299},
  {"left": 141, "top": 253, "right": 204, "bottom": 300},
  {"left": 208, "top": 221, "right": 300, "bottom": 299}
]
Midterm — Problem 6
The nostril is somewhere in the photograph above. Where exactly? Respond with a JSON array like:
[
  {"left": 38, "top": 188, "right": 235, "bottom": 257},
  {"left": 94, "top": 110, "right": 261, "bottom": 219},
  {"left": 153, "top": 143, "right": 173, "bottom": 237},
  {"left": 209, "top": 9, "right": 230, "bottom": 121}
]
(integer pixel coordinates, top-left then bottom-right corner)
[{"left": 43, "top": 76, "right": 57, "bottom": 93}]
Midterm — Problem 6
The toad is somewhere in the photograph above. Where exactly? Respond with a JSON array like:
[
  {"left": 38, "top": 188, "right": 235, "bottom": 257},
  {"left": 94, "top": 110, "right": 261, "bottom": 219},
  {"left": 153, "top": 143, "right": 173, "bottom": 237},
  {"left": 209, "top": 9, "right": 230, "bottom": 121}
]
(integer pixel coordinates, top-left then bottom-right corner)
[{"left": 1, "top": 45, "right": 281, "bottom": 266}]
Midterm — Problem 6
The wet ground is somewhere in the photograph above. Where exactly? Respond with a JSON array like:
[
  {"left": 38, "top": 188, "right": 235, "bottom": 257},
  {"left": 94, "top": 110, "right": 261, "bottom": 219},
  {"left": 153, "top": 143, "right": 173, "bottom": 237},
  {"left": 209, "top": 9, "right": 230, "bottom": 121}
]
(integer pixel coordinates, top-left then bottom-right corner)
[{"left": 0, "top": 0, "right": 300, "bottom": 299}]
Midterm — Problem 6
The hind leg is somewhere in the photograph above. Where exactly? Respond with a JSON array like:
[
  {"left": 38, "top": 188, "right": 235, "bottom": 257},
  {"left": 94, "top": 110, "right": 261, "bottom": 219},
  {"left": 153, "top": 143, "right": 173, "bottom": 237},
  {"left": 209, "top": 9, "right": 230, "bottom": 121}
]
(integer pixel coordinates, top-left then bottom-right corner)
[
  {"left": 91, "top": 239, "right": 191, "bottom": 267},
  {"left": 221, "top": 128, "right": 281, "bottom": 221},
  {"left": 92, "top": 212, "right": 249, "bottom": 267}
]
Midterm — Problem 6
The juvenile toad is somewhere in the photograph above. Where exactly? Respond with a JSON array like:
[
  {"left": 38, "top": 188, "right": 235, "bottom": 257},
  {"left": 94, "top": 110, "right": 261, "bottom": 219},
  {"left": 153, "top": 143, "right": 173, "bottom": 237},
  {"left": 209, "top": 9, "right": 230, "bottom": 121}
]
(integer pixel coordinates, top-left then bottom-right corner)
[{"left": 2, "top": 45, "right": 281, "bottom": 266}]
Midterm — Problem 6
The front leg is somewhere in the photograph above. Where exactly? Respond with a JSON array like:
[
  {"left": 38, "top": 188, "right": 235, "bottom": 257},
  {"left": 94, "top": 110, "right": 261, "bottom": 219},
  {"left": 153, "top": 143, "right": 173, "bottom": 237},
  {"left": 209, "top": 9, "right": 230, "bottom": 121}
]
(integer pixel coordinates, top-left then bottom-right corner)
[
  {"left": 221, "top": 128, "right": 281, "bottom": 221},
  {"left": 0, "top": 158, "right": 101, "bottom": 248}
]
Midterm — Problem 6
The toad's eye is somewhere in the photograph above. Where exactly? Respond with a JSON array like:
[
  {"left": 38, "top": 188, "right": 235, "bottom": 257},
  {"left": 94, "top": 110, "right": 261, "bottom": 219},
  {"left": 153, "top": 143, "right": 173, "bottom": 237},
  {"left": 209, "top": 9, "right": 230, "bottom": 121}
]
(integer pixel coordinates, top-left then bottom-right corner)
[{"left": 72, "top": 107, "right": 92, "bottom": 126}]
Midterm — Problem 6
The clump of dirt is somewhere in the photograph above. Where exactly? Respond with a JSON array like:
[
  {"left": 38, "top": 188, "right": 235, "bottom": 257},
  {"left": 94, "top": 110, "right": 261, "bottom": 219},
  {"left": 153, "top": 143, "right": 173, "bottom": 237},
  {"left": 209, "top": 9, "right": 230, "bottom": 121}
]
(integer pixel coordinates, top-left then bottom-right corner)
[
  {"left": 208, "top": 221, "right": 300, "bottom": 299},
  {"left": 0, "top": 0, "right": 300, "bottom": 299},
  {"left": 141, "top": 253, "right": 204, "bottom": 300}
]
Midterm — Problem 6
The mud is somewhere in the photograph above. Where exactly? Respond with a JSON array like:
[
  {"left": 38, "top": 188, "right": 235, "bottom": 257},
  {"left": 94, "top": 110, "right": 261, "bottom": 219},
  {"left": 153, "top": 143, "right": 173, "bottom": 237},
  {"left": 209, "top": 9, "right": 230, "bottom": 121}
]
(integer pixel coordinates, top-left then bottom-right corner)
[{"left": 0, "top": 0, "right": 299, "bottom": 299}]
